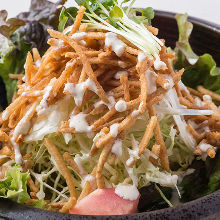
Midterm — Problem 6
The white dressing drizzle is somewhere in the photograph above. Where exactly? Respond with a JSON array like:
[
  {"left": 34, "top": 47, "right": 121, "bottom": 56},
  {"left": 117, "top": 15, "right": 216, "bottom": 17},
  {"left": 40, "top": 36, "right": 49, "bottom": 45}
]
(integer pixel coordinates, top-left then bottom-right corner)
[
  {"left": 115, "top": 100, "right": 127, "bottom": 112},
  {"left": 81, "top": 174, "right": 95, "bottom": 188},
  {"left": 10, "top": 138, "right": 22, "bottom": 165},
  {"left": 63, "top": 133, "right": 72, "bottom": 145},
  {"left": 13, "top": 105, "right": 35, "bottom": 138},
  {"left": 1, "top": 110, "right": 9, "bottom": 121},
  {"left": 71, "top": 32, "right": 87, "bottom": 41},
  {"left": 131, "top": 101, "right": 143, "bottom": 117},
  {"left": 126, "top": 134, "right": 139, "bottom": 166},
  {"left": 195, "top": 97, "right": 204, "bottom": 107},
  {"left": 111, "top": 139, "right": 123, "bottom": 157},
  {"left": 164, "top": 75, "right": 174, "bottom": 89},
  {"left": 114, "top": 71, "right": 128, "bottom": 80},
  {"left": 53, "top": 39, "right": 64, "bottom": 50},
  {"left": 145, "top": 69, "right": 157, "bottom": 94},
  {"left": 110, "top": 123, "right": 119, "bottom": 137},
  {"left": 203, "top": 95, "right": 212, "bottom": 103},
  {"left": 94, "top": 95, "right": 116, "bottom": 110},
  {"left": 115, "top": 184, "right": 139, "bottom": 201},
  {"left": 69, "top": 113, "right": 93, "bottom": 133},
  {"left": 35, "top": 59, "right": 42, "bottom": 68},
  {"left": 105, "top": 32, "right": 125, "bottom": 57},
  {"left": 154, "top": 55, "right": 167, "bottom": 70},
  {"left": 138, "top": 52, "right": 146, "bottom": 63},
  {"left": 146, "top": 172, "right": 178, "bottom": 187},
  {"left": 200, "top": 143, "right": 212, "bottom": 152},
  {"left": 64, "top": 78, "right": 98, "bottom": 106},
  {"left": 36, "top": 78, "right": 56, "bottom": 115}
]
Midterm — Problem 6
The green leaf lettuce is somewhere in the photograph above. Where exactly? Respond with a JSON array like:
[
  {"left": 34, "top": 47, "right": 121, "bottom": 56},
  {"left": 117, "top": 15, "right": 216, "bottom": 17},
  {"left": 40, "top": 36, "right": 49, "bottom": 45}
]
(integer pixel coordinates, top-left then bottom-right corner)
[
  {"left": 0, "top": 165, "right": 30, "bottom": 204},
  {"left": 174, "top": 13, "right": 220, "bottom": 96}
]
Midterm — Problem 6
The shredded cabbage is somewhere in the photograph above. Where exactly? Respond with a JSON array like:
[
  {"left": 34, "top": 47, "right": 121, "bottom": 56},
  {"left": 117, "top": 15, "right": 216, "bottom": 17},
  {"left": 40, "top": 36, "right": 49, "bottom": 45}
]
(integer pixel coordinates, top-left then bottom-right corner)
[{"left": 20, "top": 102, "right": 195, "bottom": 206}]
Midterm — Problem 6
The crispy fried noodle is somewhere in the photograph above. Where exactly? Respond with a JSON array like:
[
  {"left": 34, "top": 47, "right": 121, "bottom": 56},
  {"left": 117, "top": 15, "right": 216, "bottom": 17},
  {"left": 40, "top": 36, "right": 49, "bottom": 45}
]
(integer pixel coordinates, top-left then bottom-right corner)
[{"left": 0, "top": 5, "right": 219, "bottom": 214}]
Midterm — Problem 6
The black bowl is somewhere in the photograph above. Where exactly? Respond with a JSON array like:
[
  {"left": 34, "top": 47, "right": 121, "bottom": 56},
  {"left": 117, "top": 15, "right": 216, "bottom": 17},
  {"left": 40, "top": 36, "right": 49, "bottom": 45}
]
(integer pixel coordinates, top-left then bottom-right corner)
[{"left": 0, "top": 10, "right": 220, "bottom": 220}]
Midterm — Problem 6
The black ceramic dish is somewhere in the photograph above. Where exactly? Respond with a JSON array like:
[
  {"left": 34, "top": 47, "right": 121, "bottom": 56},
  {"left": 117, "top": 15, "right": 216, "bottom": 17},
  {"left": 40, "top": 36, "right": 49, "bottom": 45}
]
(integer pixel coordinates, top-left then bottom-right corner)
[{"left": 0, "top": 10, "right": 220, "bottom": 220}]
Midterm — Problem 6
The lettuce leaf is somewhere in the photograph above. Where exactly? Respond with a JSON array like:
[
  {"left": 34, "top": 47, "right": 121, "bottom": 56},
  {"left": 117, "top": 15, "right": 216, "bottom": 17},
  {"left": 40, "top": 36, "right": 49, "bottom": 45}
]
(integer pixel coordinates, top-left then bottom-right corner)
[
  {"left": 138, "top": 184, "right": 172, "bottom": 212},
  {"left": 0, "top": 0, "right": 67, "bottom": 105},
  {"left": 30, "top": 199, "right": 46, "bottom": 209},
  {"left": 180, "top": 151, "right": 220, "bottom": 202},
  {"left": 0, "top": 165, "right": 30, "bottom": 204},
  {"left": 174, "top": 14, "right": 220, "bottom": 96}
]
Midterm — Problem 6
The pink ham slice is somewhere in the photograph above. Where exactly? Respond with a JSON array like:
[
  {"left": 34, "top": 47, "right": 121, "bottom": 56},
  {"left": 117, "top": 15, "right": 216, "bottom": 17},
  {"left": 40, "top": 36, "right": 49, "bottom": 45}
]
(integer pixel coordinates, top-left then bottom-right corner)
[{"left": 69, "top": 188, "right": 140, "bottom": 215}]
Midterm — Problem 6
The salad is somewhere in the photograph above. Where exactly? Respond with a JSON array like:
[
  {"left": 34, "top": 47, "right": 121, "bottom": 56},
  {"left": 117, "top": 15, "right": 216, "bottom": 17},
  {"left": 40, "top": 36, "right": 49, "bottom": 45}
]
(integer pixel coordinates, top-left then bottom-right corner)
[{"left": 0, "top": 0, "right": 220, "bottom": 215}]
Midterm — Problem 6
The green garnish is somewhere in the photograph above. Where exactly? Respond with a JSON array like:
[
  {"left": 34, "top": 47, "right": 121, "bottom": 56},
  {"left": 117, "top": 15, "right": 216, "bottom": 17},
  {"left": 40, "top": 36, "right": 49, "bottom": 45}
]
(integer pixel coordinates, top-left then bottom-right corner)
[{"left": 71, "top": 0, "right": 163, "bottom": 58}]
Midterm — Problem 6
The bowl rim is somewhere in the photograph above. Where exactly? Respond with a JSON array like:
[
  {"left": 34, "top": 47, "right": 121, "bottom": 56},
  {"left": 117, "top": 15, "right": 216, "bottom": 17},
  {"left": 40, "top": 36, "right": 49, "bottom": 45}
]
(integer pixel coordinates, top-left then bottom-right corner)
[
  {"left": 154, "top": 10, "right": 220, "bottom": 32},
  {"left": 0, "top": 10, "right": 220, "bottom": 220},
  {"left": 1, "top": 189, "right": 220, "bottom": 219}
]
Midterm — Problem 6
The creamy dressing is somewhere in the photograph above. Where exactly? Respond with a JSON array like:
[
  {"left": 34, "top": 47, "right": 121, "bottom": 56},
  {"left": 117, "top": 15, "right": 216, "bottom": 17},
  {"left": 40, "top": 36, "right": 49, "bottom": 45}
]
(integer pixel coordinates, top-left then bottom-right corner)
[
  {"left": 63, "top": 133, "right": 72, "bottom": 145},
  {"left": 69, "top": 113, "right": 93, "bottom": 133},
  {"left": 36, "top": 189, "right": 45, "bottom": 200},
  {"left": 203, "top": 95, "right": 212, "bottom": 103},
  {"left": 195, "top": 97, "right": 204, "bottom": 107},
  {"left": 115, "top": 100, "right": 127, "bottom": 112},
  {"left": 34, "top": 91, "right": 41, "bottom": 96},
  {"left": 145, "top": 69, "right": 157, "bottom": 94},
  {"left": 53, "top": 40, "right": 64, "bottom": 50},
  {"left": 114, "top": 71, "right": 128, "bottom": 80},
  {"left": 110, "top": 123, "right": 119, "bottom": 137},
  {"left": 147, "top": 149, "right": 158, "bottom": 159},
  {"left": 71, "top": 32, "right": 87, "bottom": 41},
  {"left": 164, "top": 75, "right": 174, "bottom": 89},
  {"left": 154, "top": 56, "right": 167, "bottom": 70},
  {"left": 126, "top": 149, "right": 139, "bottom": 166},
  {"left": 25, "top": 85, "right": 31, "bottom": 91},
  {"left": 105, "top": 32, "right": 125, "bottom": 57},
  {"left": 126, "top": 134, "right": 139, "bottom": 166},
  {"left": 94, "top": 95, "right": 116, "bottom": 110},
  {"left": 36, "top": 78, "right": 56, "bottom": 115},
  {"left": 74, "top": 155, "right": 87, "bottom": 175},
  {"left": 200, "top": 143, "right": 212, "bottom": 152},
  {"left": 64, "top": 78, "right": 98, "bottom": 106},
  {"left": 146, "top": 172, "right": 178, "bottom": 187},
  {"left": 93, "top": 131, "right": 104, "bottom": 143},
  {"left": 188, "top": 58, "right": 198, "bottom": 65},
  {"left": 111, "top": 139, "right": 123, "bottom": 157},
  {"left": 25, "top": 96, "right": 73, "bottom": 142},
  {"left": 81, "top": 174, "right": 95, "bottom": 188},
  {"left": 1, "top": 110, "right": 9, "bottom": 121},
  {"left": 35, "top": 59, "right": 42, "bottom": 68},
  {"left": 10, "top": 137, "right": 22, "bottom": 165},
  {"left": 131, "top": 101, "right": 143, "bottom": 117},
  {"left": 65, "top": 61, "right": 72, "bottom": 69},
  {"left": 13, "top": 105, "right": 36, "bottom": 138},
  {"left": 138, "top": 52, "right": 146, "bottom": 63},
  {"left": 115, "top": 184, "right": 139, "bottom": 201}
]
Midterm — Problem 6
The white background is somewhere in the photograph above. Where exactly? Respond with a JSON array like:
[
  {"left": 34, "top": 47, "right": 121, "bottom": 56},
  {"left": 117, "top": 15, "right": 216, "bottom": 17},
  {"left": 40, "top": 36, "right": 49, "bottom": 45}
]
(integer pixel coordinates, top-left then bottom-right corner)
[{"left": 1, "top": 0, "right": 220, "bottom": 24}]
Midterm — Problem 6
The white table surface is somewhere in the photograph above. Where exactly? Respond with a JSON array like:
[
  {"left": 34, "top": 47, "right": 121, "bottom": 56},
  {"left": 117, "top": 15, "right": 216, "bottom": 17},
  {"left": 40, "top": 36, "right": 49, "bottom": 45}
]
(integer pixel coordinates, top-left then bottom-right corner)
[{"left": 1, "top": 0, "right": 220, "bottom": 25}]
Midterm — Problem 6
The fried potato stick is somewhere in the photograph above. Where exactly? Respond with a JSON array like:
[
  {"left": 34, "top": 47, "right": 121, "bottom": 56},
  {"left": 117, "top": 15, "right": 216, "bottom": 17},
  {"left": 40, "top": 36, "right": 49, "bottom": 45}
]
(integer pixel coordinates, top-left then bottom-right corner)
[
  {"left": 148, "top": 106, "right": 170, "bottom": 172},
  {"left": 44, "top": 139, "right": 77, "bottom": 200}
]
